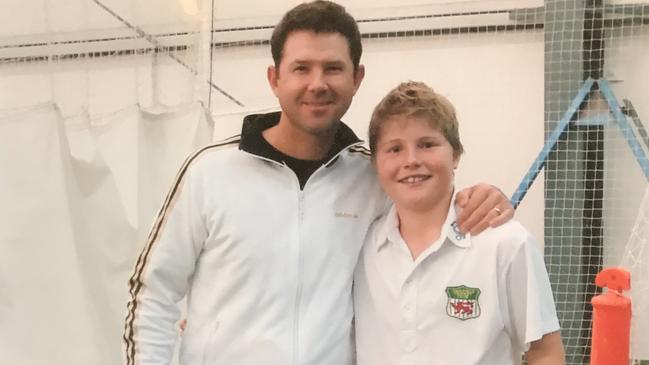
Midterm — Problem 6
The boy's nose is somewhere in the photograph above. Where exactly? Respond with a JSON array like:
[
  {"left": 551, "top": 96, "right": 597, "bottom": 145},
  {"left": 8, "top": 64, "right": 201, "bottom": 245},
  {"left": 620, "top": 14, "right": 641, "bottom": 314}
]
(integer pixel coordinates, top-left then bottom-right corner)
[{"left": 404, "top": 147, "right": 421, "bottom": 167}]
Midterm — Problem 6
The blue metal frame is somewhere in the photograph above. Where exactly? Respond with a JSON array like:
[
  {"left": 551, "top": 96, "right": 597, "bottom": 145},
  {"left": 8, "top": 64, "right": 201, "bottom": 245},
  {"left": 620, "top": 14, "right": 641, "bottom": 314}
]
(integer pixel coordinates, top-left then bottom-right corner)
[
  {"left": 598, "top": 80, "right": 649, "bottom": 180},
  {"left": 511, "top": 78, "right": 649, "bottom": 208},
  {"left": 623, "top": 99, "right": 649, "bottom": 151},
  {"left": 510, "top": 78, "right": 595, "bottom": 208},
  {"left": 573, "top": 113, "right": 610, "bottom": 127}
]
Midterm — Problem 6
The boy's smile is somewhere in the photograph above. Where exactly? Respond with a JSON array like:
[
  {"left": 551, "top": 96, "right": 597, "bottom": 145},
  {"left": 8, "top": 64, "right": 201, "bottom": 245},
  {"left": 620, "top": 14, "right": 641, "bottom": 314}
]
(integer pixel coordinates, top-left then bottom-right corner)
[{"left": 375, "top": 115, "right": 459, "bottom": 213}]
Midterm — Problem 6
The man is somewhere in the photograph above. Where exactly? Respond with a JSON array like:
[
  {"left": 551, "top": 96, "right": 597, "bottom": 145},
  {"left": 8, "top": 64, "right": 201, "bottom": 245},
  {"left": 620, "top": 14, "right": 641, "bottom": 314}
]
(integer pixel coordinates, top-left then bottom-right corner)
[{"left": 123, "top": 1, "right": 514, "bottom": 364}]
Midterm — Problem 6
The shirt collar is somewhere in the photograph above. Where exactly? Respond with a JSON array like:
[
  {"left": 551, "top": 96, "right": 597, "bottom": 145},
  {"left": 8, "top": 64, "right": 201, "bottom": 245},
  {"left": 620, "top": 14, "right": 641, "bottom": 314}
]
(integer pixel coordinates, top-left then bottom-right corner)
[
  {"left": 376, "top": 192, "right": 472, "bottom": 252},
  {"left": 239, "top": 111, "right": 362, "bottom": 165}
]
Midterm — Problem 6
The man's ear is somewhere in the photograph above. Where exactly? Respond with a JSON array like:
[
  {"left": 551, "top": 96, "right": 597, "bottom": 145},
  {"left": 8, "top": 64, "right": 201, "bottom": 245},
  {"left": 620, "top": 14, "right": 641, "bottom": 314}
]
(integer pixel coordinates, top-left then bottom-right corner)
[
  {"left": 352, "top": 64, "right": 365, "bottom": 94},
  {"left": 267, "top": 65, "right": 279, "bottom": 97}
]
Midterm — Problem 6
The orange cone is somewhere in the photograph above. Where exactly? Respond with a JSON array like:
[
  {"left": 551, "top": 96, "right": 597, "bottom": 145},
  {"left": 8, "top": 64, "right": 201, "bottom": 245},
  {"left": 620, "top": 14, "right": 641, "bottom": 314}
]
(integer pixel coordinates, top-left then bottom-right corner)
[{"left": 590, "top": 267, "right": 631, "bottom": 365}]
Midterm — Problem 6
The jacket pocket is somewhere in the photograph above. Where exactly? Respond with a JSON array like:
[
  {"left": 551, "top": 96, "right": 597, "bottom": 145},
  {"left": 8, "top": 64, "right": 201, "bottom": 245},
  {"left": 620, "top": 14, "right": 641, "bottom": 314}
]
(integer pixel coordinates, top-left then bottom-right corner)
[{"left": 178, "top": 318, "right": 220, "bottom": 364}]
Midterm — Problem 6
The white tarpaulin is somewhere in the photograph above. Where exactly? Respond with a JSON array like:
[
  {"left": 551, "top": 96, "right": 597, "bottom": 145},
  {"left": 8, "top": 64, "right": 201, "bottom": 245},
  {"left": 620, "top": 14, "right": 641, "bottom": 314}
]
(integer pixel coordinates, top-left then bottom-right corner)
[{"left": 0, "top": 102, "right": 213, "bottom": 365}]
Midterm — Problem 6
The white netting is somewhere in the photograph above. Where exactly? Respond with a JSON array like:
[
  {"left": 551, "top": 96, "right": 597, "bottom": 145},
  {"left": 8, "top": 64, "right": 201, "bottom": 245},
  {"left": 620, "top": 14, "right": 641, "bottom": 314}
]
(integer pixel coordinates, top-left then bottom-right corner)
[
  {"left": 621, "top": 186, "right": 649, "bottom": 360},
  {"left": 541, "top": 1, "right": 649, "bottom": 363}
]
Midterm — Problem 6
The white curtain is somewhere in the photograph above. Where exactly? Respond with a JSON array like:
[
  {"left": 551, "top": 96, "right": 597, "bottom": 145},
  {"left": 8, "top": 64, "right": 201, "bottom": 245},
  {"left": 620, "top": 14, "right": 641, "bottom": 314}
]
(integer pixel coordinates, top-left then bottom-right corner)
[{"left": 0, "top": 102, "right": 213, "bottom": 364}]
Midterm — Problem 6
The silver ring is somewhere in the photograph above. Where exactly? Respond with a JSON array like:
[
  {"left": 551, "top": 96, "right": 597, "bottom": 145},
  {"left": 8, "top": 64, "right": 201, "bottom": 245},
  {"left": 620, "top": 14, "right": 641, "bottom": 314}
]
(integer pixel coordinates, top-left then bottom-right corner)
[{"left": 493, "top": 207, "right": 502, "bottom": 214}]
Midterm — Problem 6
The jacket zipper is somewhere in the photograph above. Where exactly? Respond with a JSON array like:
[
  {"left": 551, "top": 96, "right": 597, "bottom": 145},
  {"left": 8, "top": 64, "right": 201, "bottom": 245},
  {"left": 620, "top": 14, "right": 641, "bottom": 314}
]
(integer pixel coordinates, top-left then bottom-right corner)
[
  {"left": 293, "top": 183, "right": 304, "bottom": 365},
  {"left": 271, "top": 159, "right": 303, "bottom": 365},
  {"left": 242, "top": 144, "right": 364, "bottom": 364}
]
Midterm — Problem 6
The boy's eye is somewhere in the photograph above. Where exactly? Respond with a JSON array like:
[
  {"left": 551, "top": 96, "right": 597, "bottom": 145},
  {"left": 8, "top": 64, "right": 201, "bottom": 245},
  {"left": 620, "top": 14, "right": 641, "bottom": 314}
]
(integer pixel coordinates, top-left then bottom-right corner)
[
  {"left": 420, "top": 141, "right": 434, "bottom": 149},
  {"left": 293, "top": 65, "right": 308, "bottom": 72},
  {"left": 387, "top": 145, "right": 401, "bottom": 153}
]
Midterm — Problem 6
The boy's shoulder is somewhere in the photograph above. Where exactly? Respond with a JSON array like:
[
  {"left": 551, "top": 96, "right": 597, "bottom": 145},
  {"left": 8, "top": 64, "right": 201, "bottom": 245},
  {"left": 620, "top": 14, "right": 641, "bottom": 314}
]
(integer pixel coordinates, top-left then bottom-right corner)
[
  {"left": 362, "top": 206, "right": 394, "bottom": 250},
  {"left": 470, "top": 219, "right": 538, "bottom": 258},
  {"left": 474, "top": 219, "right": 530, "bottom": 240}
]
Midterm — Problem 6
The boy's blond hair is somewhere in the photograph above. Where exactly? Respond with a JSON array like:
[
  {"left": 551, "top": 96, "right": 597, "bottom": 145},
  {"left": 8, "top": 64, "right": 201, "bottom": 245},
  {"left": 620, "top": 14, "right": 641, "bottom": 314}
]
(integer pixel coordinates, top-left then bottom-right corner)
[{"left": 368, "top": 81, "right": 464, "bottom": 159}]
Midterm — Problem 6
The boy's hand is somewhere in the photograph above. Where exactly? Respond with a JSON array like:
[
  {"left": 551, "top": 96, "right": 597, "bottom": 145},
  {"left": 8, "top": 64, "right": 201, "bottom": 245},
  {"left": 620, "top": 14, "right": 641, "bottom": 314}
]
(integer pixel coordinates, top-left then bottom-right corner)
[{"left": 455, "top": 183, "right": 514, "bottom": 235}]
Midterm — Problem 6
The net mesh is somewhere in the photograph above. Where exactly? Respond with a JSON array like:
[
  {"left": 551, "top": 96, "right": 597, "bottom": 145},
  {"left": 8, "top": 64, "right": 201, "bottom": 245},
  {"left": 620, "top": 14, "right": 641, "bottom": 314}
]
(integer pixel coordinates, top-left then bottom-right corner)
[
  {"left": 622, "top": 186, "right": 649, "bottom": 362},
  {"left": 543, "top": 1, "right": 649, "bottom": 363}
]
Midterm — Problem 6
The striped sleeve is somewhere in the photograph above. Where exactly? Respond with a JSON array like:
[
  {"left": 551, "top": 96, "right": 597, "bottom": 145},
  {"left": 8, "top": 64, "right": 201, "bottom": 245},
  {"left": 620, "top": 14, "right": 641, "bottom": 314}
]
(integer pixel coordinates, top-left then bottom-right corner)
[{"left": 122, "top": 140, "right": 237, "bottom": 365}]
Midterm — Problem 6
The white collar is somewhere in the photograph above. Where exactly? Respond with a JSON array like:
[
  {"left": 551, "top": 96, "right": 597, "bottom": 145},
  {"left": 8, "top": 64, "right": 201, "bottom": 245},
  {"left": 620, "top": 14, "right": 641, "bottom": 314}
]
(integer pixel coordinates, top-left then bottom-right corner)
[{"left": 375, "top": 193, "right": 471, "bottom": 252}]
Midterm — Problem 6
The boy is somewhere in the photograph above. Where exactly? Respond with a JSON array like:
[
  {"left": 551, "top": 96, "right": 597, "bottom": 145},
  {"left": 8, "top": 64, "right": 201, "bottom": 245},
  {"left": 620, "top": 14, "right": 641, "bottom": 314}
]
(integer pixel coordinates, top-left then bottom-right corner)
[{"left": 354, "top": 81, "right": 565, "bottom": 364}]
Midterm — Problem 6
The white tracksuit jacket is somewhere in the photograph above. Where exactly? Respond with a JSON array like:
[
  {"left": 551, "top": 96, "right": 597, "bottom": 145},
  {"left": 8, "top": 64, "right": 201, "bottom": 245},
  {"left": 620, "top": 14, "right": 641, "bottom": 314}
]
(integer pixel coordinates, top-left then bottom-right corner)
[{"left": 123, "top": 112, "right": 387, "bottom": 365}]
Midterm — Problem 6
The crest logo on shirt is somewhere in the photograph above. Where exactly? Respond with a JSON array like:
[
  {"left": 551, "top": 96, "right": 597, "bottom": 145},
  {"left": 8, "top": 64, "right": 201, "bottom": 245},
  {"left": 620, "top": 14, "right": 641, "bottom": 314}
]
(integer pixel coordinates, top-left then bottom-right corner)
[{"left": 446, "top": 285, "right": 481, "bottom": 320}]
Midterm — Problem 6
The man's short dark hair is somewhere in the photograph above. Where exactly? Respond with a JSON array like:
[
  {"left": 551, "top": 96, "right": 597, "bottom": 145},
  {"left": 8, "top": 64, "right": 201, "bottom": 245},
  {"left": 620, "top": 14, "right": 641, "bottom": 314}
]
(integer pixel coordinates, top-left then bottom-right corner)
[{"left": 270, "top": 0, "right": 362, "bottom": 71}]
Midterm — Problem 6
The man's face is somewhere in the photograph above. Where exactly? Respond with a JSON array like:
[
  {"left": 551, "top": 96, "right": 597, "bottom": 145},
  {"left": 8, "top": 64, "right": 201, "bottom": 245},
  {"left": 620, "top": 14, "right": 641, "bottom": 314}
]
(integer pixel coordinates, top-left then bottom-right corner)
[
  {"left": 267, "top": 30, "right": 364, "bottom": 136},
  {"left": 374, "top": 115, "right": 459, "bottom": 213}
]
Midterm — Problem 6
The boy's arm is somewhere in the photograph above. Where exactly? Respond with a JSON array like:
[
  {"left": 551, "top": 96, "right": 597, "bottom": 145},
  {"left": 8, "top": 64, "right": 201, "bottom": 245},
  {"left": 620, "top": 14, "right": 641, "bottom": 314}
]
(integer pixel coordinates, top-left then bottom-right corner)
[
  {"left": 525, "top": 331, "right": 565, "bottom": 365},
  {"left": 455, "top": 183, "right": 514, "bottom": 235},
  {"left": 502, "top": 227, "right": 563, "bottom": 365}
]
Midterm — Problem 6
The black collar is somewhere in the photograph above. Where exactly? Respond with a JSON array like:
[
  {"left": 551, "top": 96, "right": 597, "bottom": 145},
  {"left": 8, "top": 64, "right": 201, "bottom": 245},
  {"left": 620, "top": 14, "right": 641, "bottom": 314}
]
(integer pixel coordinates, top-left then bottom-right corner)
[{"left": 239, "top": 111, "right": 362, "bottom": 165}]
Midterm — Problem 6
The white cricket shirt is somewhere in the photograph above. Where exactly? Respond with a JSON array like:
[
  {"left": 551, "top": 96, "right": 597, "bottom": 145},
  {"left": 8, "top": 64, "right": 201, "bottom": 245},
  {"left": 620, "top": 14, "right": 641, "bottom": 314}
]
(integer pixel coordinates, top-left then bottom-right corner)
[{"left": 353, "top": 203, "right": 560, "bottom": 365}]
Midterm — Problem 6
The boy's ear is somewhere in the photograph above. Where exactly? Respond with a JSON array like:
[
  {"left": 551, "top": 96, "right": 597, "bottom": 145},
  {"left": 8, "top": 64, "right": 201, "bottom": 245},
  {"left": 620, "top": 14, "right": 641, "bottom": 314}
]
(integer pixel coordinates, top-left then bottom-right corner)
[{"left": 453, "top": 154, "right": 461, "bottom": 169}]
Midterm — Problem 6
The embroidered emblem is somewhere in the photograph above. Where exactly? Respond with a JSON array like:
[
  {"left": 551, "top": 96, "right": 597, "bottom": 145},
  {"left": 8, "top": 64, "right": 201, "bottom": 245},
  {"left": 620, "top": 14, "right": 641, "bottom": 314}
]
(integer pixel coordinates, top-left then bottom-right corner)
[
  {"left": 446, "top": 285, "right": 481, "bottom": 320},
  {"left": 335, "top": 212, "right": 359, "bottom": 218},
  {"left": 450, "top": 221, "right": 466, "bottom": 240}
]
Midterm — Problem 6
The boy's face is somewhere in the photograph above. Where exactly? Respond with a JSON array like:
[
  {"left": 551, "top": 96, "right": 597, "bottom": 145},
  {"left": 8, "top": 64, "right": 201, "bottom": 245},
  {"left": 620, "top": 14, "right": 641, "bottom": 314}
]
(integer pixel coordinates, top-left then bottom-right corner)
[
  {"left": 267, "top": 30, "right": 364, "bottom": 137},
  {"left": 374, "top": 115, "right": 459, "bottom": 213}
]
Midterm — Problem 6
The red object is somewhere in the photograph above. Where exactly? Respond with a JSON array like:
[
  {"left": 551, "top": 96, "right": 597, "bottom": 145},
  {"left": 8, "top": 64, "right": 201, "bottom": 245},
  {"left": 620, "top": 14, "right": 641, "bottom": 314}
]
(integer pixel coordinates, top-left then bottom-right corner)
[{"left": 590, "top": 267, "right": 632, "bottom": 365}]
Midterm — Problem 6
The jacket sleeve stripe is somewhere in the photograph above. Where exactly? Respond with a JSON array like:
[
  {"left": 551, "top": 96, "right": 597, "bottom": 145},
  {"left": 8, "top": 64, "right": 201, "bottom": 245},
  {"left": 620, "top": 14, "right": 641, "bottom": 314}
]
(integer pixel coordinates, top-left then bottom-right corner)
[
  {"left": 123, "top": 137, "right": 239, "bottom": 365},
  {"left": 348, "top": 145, "right": 372, "bottom": 157}
]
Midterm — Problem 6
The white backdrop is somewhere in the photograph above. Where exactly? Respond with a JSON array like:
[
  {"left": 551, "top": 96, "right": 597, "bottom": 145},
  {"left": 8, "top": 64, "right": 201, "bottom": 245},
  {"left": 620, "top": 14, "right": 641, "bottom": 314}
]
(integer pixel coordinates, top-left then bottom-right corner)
[{"left": 0, "top": 103, "right": 213, "bottom": 364}]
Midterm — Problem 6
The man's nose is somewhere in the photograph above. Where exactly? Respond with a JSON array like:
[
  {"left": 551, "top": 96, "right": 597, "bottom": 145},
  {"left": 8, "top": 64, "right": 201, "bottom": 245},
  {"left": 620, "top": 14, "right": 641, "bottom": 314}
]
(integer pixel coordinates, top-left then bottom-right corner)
[{"left": 307, "top": 70, "right": 328, "bottom": 92}]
